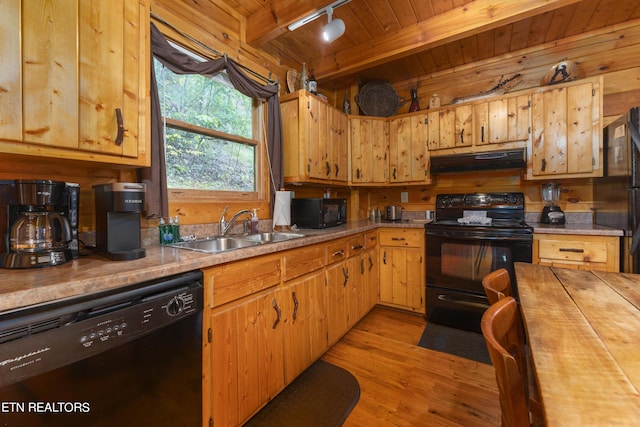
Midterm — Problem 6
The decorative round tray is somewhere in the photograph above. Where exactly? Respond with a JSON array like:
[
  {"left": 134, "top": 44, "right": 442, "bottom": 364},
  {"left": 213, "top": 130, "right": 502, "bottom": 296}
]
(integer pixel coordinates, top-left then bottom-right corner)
[{"left": 355, "top": 81, "right": 405, "bottom": 117}]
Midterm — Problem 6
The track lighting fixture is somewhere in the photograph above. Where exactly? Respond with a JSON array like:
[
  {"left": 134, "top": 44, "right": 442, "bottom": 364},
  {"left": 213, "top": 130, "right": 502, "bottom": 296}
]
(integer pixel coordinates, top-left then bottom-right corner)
[
  {"left": 287, "top": 0, "right": 350, "bottom": 43},
  {"left": 322, "top": 7, "right": 345, "bottom": 43}
]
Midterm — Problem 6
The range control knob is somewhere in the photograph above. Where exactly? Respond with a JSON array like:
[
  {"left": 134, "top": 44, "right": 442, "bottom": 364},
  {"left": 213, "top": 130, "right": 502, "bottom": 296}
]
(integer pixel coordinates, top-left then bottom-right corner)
[{"left": 166, "top": 296, "right": 185, "bottom": 316}]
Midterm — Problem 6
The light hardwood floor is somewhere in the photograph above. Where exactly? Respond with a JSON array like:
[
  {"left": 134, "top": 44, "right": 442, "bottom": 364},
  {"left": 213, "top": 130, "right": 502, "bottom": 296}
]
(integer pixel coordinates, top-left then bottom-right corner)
[{"left": 322, "top": 306, "right": 501, "bottom": 426}]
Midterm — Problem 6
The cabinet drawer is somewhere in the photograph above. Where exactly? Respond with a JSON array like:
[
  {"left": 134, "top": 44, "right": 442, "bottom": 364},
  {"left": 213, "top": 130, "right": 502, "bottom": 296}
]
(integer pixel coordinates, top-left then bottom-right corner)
[
  {"left": 537, "top": 238, "right": 608, "bottom": 263},
  {"left": 282, "top": 244, "right": 326, "bottom": 281},
  {"left": 326, "top": 238, "right": 348, "bottom": 265},
  {"left": 364, "top": 231, "right": 378, "bottom": 249},
  {"left": 379, "top": 228, "right": 423, "bottom": 247},
  {"left": 205, "top": 254, "right": 281, "bottom": 307},
  {"left": 346, "top": 234, "right": 365, "bottom": 257}
]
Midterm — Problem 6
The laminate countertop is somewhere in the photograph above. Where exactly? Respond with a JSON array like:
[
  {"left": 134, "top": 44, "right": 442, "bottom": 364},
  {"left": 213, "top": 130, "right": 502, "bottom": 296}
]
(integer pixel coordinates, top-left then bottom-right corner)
[
  {"left": 529, "top": 222, "right": 623, "bottom": 236},
  {"left": 0, "top": 220, "right": 389, "bottom": 314}
]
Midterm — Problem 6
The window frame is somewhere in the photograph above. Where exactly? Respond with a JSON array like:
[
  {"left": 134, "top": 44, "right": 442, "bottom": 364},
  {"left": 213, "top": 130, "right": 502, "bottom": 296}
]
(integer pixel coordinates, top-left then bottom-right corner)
[{"left": 155, "top": 38, "right": 269, "bottom": 205}]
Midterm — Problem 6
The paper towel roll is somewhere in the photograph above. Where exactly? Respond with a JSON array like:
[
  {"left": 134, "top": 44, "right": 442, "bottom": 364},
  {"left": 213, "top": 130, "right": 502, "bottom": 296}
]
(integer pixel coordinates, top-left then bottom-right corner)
[{"left": 273, "top": 191, "right": 293, "bottom": 227}]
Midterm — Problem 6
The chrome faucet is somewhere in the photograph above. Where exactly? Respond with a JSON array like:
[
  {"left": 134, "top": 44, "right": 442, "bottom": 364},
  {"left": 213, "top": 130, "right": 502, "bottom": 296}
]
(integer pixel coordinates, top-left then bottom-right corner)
[{"left": 219, "top": 206, "right": 253, "bottom": 236}]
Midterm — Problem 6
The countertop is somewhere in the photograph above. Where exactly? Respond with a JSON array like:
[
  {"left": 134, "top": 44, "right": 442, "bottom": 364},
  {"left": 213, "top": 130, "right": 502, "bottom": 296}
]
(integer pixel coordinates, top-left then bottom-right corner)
[
  {"left": 528, "top": 222, "right": 623, "bottom": 236},
  {"left": 0, "top": 219, "right": 621, "bottom": 314}
]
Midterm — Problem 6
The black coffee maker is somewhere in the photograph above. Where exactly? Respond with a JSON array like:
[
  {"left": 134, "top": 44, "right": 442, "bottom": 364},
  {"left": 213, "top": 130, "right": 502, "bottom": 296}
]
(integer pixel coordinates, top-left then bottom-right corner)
[
  {"left": 0, "top": 180, "right": 79, "bottom": 269},
  {"left": 94, "top": 183, "right": 146, "bottom": 261}
]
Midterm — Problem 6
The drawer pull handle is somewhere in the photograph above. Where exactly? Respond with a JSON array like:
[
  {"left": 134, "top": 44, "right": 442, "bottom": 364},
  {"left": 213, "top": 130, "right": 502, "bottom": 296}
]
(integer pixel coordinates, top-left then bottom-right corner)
[
  {"left": 352, "top": 244, "right": 363, "bottom": 250},
  {"left": 559, "top": 248, "right": 584, "bottom": 253},
  {"left": 272, "top": 298, "right": 281, "bottom": 329},
  {"left": 391, "top": 237, "right": 406, "bottom": 241},
  {"left": 332, "top": 249, "right": 344, "bottom": 257}
]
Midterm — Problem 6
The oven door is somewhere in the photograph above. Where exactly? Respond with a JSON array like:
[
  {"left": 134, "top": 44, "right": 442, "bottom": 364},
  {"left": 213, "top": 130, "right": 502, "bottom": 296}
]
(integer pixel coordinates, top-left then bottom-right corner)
[{"left": 425, "top": 226, "right": 532, "bottom": 331}]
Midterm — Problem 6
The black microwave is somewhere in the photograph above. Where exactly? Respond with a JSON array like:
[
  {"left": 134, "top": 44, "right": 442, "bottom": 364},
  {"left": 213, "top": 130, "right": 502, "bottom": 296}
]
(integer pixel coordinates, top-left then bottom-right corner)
[{"left": 291, "top": 198, "right": 347, "bottom": 229}]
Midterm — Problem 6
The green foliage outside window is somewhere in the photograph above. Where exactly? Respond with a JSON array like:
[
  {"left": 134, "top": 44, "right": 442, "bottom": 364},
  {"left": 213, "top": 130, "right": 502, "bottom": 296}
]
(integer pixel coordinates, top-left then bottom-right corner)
[{"left": 154, "top": 57, "right": 256, "bottom": 192}]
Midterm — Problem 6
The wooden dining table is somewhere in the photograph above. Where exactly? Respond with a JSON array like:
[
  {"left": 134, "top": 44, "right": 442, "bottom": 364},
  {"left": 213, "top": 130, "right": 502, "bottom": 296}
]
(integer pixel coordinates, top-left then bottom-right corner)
[{"left": 514, "top": 262, "right": 640, "bottom": 426}]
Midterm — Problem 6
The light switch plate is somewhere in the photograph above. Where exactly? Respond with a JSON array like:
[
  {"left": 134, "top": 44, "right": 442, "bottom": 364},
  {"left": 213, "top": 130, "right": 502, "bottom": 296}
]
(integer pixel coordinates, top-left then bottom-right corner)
[{"left": 401, "top": 192, "right": 408, "bottom": 203}]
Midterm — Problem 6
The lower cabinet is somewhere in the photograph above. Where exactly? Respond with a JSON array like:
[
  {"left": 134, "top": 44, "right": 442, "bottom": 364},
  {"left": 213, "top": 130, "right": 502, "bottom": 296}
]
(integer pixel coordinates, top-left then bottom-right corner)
[
  {"left": 202, "top": 231, "right": 380, "bottom": 427},
  {"left": 281, "top": 267, "right": 328, "bottom": 384},
  {"left": 378, "top": 228, "right": 426, "bottom": 314},
  {"left": 533, "top": 233, "right": 620, "bottom": 272}
]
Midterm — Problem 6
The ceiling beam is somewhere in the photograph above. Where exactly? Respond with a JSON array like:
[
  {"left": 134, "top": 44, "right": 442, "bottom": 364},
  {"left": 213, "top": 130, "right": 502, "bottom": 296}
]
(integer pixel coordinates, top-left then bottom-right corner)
[
  {"left": 313, "top": 0, "right": 584, "bottom": 82},
  {"left": 246, "top": 0, "right": 336, "bottom": 47}
]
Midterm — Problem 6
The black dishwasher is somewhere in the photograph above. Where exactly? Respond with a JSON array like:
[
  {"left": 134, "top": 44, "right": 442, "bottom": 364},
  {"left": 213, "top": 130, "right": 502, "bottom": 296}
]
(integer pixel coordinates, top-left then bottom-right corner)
[{"left": 0, "top": 270, "right": 203, "bottom": 427}]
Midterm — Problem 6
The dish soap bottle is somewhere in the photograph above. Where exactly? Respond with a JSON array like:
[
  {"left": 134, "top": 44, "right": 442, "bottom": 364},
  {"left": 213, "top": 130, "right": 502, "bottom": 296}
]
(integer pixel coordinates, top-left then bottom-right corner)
[
  {"left": 173, "top": 216, "right": 181, "bottom": 243},
  {"left": 251, "top": 209, "right": 260, "bottom": 234}
]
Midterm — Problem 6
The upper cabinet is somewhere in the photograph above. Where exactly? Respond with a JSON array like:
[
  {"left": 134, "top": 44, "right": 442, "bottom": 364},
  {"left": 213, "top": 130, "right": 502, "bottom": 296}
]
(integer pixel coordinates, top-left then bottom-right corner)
[
  {"left": 0, "top": 0, "right": 150, "bottom": 166},
  {"left": 473, "top": 94, "right": 531, "bottom": 146},
  {"left": 527, "top": 76, "right": 603, "bottom": 179},
  {"left": 428, "top": 105, "right": 473, "bottom": 151},
  {"left": 281, "top": 90, "right": 348, "bottom": 184},
  {"left": 350, "top": 116, "right": 389, "bottom": 184},
  {"left": 388, "top": 113, "right": 431, "bottom": 183}
]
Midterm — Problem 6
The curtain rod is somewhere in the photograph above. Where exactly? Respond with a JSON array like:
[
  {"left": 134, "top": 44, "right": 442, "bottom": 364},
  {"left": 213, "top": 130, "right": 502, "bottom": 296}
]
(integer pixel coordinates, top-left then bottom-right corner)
[{"left": 150, "top": 11, "right": 278, "bottom": 85}]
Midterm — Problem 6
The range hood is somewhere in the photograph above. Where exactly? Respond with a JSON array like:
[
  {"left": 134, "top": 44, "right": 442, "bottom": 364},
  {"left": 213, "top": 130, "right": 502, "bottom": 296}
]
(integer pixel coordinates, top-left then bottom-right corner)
[{"left": 430, "top": 149, "right": 526, "bottom": 174}]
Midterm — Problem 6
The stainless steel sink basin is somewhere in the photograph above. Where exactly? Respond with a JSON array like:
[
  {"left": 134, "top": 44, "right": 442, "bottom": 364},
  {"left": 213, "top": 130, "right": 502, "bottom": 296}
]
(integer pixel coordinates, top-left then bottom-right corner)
[
  {"left": 169, "top": 232, "right": 305, "bottom": 254},
  {"left": 170, "top": 237, "right": 261, "bottom": 253},
  {"left": 239, "top": 232, "right": 306, "bottom": 243}
]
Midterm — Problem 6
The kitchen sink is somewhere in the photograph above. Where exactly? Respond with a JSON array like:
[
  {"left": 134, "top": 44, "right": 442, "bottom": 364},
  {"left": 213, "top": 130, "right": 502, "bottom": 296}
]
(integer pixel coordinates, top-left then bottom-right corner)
[
  {"left": 238, "top": 232, "right": 306, "bottom": 243},
  {"left": 170, "top": 232, "right": 305, "bottom": 254},
  {"left": 170, "top": 237, "right": 261, "bottom": 253}
]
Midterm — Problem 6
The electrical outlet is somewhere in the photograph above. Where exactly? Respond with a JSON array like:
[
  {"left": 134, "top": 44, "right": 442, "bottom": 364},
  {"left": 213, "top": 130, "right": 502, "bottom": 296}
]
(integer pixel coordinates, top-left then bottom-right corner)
[{"left": 401, "top": 192, "right": 408, "bottom": 203}]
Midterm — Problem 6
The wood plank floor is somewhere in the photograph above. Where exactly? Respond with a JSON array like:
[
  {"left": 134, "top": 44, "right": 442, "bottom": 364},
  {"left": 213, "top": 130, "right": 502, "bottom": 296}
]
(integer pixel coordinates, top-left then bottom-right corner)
[{"left": 322, "top": 306, "right": 501, "bottom": 426}]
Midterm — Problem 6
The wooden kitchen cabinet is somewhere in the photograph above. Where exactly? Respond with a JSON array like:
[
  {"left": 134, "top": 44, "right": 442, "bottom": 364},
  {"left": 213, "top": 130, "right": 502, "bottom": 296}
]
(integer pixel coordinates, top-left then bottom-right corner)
[
  {"left": 281, "top": 90, "right": 348, "bottom": 184},
  {"left": 533, "top": 233, "right": 620, "bottom": 272},
  {"left": 428, "top": 104, "right": 473, "bottom": 151},
  {"left": 378, "top": 228, "right": 425, "bottom": 314},
  {"left": 388, "top": 113, "right": 431, "bottom": 183},
  {"left": 203, "top": 255, "right": 283, "bottom": 427},
  {"left": 350, "top": 116, "right": 389, "bottom": 184},
  {"left": 527, "top": 76, "right": 603, "bottom": 179},
  {"left": 473, "top": 94, "right": 531, "bottom": 146},
  {"left": 0, "top": 0, "right": 149, "bottom": 166},
  {"left": 280, "top": 245, "right": 328, "bottom": 383}
]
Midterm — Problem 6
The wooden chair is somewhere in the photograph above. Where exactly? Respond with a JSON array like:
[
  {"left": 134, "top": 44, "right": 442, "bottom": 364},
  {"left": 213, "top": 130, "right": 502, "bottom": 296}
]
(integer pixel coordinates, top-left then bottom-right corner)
[
  {"left": 481, "top": 296, "right": 531, "bottom": 427},
  {"left": 482, "top": 268, "right": 513, "bottom": 305}
]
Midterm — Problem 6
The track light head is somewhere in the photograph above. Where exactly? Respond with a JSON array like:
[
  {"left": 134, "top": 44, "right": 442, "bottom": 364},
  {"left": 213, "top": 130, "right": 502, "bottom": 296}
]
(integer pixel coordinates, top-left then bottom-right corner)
[{"left": 321, "top": 8, "right": 345, "bottom": 43}]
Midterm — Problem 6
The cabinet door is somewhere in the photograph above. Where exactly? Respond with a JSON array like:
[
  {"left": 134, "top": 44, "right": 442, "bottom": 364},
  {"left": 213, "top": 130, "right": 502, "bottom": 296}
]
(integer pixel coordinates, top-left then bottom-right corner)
[
  {"left": 22, "top": 0, "right": 78, "bottom": 147},
  {"left": 363, "top": 247, "right": 379, "bottom": 312},
  {"left": 389, "top": 113, "right": 429, "bottom": 182},
  {"left": 282, "top": 270, "right": 327, "bottom": 383},
  {"left": 326, "top": 261, "right": 350, "bottom": 345},
  {"left": 379, "top": 247, "right": 425, "bottom": 313},
  {"left": 78, "top": 0, "right": 145, "bottom": 158},
  {"left": 306, "top": 94, "right": 328, "bottom": 179},
  {"left": 474, "top": 94, "right": 531, "bottom": 145},
  {"left": 350, "top": 116, "right": 389, "bottom": 184},
  {"left": 529, "top": 78, "right": 601, "bottom": 178},
  {"left": 435, "top": 105, "right": 473, "bottom": 150},
  {"left": 235, "top": 289, "right": 285, "bottom": 424},
  {"left": 1, "top": 0, "right": 148, "bottom": 164},
  {"left": 329, "top": 108, "right": 348, "bottom": 182}
]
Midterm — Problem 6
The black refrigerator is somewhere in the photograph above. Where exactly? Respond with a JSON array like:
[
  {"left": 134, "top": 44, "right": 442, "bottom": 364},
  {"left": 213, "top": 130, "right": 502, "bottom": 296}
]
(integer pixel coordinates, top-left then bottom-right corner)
[{"left": 594, "top": 107, "right": 640, "bottom": 273}]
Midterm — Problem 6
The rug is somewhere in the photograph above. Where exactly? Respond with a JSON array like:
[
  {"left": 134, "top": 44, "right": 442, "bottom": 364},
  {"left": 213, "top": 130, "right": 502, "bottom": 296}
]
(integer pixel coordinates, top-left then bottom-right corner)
[
  {"left": 418, "top": 322, "right": 492, "bottom": 365},
  {"left": 243, "top": 359, "right": 360, "bottom": 427}
]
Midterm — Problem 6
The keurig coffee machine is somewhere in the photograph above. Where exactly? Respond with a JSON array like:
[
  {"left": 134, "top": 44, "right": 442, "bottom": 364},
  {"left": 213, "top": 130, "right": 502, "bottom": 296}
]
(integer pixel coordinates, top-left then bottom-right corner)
[
  {"left": 94, "top": 183, "right": 146, "bottom": 261},
  {"left": 0, "top": 179, "right": 79, "bottom": 269}
]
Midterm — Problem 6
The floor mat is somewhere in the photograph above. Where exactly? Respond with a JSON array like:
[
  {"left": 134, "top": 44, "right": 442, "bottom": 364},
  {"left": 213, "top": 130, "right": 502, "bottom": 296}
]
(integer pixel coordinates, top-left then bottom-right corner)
[
  {"left": 417, "top": 322, "right": 492, "bottom": 365},
  {"left": 244, "top": 359, "right": 360, "bottom": 427}
]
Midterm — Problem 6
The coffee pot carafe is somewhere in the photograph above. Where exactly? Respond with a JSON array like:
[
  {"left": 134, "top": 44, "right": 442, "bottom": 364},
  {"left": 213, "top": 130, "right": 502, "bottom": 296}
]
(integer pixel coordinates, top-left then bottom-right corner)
[{"left": 10, "top": 211, "right": 72, "bottom": 253}]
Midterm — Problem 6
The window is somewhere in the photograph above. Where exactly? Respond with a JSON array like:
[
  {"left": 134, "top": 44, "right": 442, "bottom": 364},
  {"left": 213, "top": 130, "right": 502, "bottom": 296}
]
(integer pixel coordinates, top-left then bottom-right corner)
[{"left": 154, "top": 53, "right": 262, "bottom": 195}]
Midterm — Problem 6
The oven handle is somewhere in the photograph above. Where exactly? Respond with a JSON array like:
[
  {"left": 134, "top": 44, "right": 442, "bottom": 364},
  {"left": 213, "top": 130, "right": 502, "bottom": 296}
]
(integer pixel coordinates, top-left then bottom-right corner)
[
  {"left": 426, "top": 231, "right": 532, "bottom": 243},
  {"left": 437, "top": 294, "right": 489, "bottom": 309}
]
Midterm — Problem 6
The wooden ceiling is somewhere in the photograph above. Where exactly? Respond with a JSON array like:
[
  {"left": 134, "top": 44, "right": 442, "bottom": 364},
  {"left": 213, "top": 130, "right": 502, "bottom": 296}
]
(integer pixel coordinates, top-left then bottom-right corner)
[{"left": 219, "top": 0, "right": 640, "bottom": 90}]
